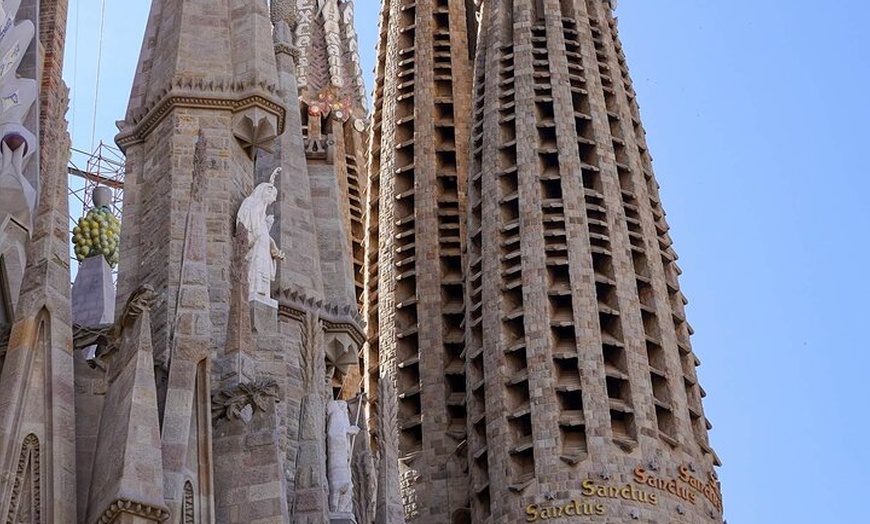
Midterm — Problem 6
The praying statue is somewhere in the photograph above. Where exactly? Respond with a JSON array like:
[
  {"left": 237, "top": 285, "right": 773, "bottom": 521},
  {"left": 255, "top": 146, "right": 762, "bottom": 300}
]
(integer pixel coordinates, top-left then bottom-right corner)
[
  {"left": 327, "top": 399, "right": 359, "bottom": 515},
  {"left": 236, "top": 168, "right": 285, "bottom": 304}
]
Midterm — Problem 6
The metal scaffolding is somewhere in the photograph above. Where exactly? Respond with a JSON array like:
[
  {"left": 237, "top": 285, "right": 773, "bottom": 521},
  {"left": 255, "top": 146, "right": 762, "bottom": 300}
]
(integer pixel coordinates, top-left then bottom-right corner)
[{"left": 67, "top": 141, "right": 125, "bottom": 277}]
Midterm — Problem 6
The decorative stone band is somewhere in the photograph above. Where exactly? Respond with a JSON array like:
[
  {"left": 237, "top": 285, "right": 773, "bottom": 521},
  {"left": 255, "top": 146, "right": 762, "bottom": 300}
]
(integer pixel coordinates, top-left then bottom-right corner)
[
  {"left": 95, "top": 499, "right": 170, "bottom": 523},
  {"left": 274, "top": 42, "right": 300, "bottom": 59},
  {"left": 116, "top": 92, "right": 286, "bottom": 151}
]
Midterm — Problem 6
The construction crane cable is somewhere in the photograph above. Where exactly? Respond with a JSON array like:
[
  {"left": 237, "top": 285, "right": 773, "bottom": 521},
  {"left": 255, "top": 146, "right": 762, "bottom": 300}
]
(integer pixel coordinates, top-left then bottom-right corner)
[
  {"left": 89, "top": 0, "right": 107, "bottom": 150},
  {"left": 70, "top": 0, "right": 80, "bottom": 132}
]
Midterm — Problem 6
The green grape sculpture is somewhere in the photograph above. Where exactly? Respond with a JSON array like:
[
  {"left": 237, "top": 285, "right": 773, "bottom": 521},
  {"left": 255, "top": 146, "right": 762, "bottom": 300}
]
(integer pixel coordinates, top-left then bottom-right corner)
[{"left": 73, "top": 206, "right": 121, "bottom": 267}]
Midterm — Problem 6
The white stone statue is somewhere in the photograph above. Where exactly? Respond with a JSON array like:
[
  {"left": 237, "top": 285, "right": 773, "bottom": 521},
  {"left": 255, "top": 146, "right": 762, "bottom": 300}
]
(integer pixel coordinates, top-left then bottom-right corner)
[
  {"left": 327, "top": 399, "right": 359, "bottom": 515},
  {"left": 236, "top": 168, "right": 285, "bottom": 305},
  {"left": 0, "top": 13, "right": 38, "bottom": 232}
]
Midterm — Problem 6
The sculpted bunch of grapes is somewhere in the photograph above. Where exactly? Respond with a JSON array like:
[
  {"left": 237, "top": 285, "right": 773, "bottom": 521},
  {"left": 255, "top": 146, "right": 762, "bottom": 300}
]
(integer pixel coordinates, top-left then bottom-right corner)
[{"left": 73, "top": 206, "right": 121, "bottom": 267}]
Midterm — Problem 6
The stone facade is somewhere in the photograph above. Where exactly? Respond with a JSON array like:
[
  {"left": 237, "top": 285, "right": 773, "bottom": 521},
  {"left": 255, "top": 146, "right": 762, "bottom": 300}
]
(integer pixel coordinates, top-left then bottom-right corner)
[{"left": 0, "top": 0, "right": 723, "bottom": 523}]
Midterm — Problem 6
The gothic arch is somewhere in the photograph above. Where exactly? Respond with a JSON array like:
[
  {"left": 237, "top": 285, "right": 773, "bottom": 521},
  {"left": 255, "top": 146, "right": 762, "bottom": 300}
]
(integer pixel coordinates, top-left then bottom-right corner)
[{"left": 5, "top": 433, "right": 40, "bottom": 523}]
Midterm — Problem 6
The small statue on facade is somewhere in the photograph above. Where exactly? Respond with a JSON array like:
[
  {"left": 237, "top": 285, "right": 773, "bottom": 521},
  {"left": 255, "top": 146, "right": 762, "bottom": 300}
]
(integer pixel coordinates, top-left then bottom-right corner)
[
  {"left": 327, "top": 399, "right": 360, "bottom": 516},
  {"left": 236, "top": 168, "right": 285, "bottom": 305}
]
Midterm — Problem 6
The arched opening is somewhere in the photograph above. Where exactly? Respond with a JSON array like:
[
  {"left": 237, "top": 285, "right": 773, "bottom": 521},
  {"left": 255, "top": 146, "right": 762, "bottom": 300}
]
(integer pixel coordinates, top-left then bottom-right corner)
[{"left": 452, "top": 508, "right": 472, "bottom": 524}]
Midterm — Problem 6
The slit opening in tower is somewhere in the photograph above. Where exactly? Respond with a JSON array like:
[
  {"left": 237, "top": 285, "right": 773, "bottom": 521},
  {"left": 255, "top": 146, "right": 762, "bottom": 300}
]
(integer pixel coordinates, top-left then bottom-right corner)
[{"left": 0, "top": 256, "right": 12, "bottom": 327}]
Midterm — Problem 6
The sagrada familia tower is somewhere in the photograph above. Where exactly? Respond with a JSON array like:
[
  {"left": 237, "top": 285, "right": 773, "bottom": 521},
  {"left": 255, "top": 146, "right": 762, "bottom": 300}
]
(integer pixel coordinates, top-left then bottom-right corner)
[{"left": 0, "top": 0, "right": 724, "bottom": 523}]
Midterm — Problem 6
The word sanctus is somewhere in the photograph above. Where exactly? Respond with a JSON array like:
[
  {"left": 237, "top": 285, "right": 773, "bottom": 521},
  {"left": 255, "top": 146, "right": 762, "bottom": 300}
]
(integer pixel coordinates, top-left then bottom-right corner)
[
  {"left": 633, "top": 465, "right": 723, "bottom": 514},
  {"left": 525, "top": 500, "right": 604, "bottom": 522},
  {"left": 678, "top": 466, "right": 723, "bottom": 513},
  {"left": 525, "top": 480, "right": 660, "bottom": 522}
]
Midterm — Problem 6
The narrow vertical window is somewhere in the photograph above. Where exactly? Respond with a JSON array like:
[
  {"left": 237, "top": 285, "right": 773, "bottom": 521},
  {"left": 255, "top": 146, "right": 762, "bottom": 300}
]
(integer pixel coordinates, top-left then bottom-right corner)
[{"left": 0, "top": 256, "right": 12, "bottom": 326}]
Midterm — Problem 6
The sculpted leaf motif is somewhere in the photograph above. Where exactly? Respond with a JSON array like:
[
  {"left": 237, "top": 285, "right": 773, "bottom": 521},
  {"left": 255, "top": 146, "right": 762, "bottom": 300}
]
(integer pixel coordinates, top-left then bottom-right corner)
[{"left": 212, "top": 378, "right": 280, "bottom": 423}]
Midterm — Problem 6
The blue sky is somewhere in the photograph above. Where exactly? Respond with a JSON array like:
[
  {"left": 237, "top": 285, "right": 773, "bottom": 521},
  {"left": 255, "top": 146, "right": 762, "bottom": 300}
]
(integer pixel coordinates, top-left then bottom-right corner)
[{"left": 63, "top": 1, "right": 870, "bottom": 522}]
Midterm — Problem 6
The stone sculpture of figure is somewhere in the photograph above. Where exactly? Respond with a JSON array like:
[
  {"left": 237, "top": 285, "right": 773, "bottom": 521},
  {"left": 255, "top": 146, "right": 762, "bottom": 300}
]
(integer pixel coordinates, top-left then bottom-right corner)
[
  {"left": 327, "top": 399, "right": 359, "bottom": 515},
  {"left": 236, "top": 168, "right": 285, "bottom": 304},
  {"left": 0, "top": 130, "right": 36, "bottom": 228}
]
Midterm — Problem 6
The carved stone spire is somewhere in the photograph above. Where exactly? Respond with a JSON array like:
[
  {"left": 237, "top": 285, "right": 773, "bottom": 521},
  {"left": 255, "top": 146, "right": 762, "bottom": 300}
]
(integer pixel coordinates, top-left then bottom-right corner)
[
  {"left": 117, "top": 0, "right": 285, "bottom": 157},
  {"left": 0, "top": 0, "right": 77, "bottom": 520},
  {"left": 268, "top": 0, "right": 368, "bottom": 317},
  {"left": 292, "top": 0, "right": 366, "bottom": 109}
]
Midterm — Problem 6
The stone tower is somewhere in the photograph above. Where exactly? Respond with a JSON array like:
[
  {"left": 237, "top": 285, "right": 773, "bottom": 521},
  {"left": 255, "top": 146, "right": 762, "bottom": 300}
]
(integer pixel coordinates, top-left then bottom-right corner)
[
  {"left": 0, "top": 0, "right": 77, "bottom": 521},
  {"left": 364, "top": 0, "right": 477, "bottom": 522},
  {"left": 0, "top": 0, "right": 726, "bottom": 521},
  {"left": 110, "top": 0, "right": 289, "bottom": 521},
  {"left": 462, "top": 1, "right": 722, "bottom": 522},
  {"left": 367, "top": 0, "right": 724, "bottom": 523}
]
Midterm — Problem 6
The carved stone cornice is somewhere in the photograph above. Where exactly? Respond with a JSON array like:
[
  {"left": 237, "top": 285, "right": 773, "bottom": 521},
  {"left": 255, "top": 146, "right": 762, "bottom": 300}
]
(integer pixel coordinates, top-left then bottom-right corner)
[
  {"left": 116, "top": 83, "right": 286, "bottom": 151},
  {"left": 95, "top": 499, "right": 170, "bottom": 523},
  {"left": 276, "top": 289, "right": 365, "bottom": 347}
]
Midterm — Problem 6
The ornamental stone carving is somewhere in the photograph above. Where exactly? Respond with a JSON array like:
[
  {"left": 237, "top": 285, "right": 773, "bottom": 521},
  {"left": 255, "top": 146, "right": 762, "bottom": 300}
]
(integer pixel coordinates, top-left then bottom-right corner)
[
  {"left": 0, "top": 1, "right": 38, "bottom": 233},
  {"left": 211, "top": 378, "right": 280, "bottom": 423}
]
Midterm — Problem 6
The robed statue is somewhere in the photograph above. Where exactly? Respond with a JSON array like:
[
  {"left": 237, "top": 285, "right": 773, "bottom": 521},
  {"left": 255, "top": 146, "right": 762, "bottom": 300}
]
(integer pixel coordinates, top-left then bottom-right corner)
[{"left": 236, "top": 168, "right": 285, "bottom": 303}]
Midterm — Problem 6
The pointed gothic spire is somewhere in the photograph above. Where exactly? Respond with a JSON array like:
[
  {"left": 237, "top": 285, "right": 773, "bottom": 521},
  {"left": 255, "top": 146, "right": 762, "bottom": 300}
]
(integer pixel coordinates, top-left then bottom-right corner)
[
  {"left": 86, "top": 288, "right": 169, "bottom": 523},
  {"left": 118, "top": 0, "right": 285, "bottom": 156}
]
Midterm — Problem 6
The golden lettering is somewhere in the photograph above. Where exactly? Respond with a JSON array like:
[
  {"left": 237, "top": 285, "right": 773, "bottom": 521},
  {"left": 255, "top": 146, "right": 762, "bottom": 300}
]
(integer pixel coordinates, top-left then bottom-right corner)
[
  {"left": 679, "top": 465, "right": 691, "bottom": 483},
  {"left": 564, "top": 503, "right": 575, "bottom": 517},
  {"left": 596, "top": 504, "right": 606, "bottom": 515},
  {"left": 634, "top": 466, "right": 648, "bottom": 484},
  {"left": 526, "top": 504, "right": 538, "bottom": 522},
  {"left": 581, "top": 479, "right": 596, "bottom": 496},
  {"left": 679, "top": 464, "right": 723, "bottom": 512}
]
